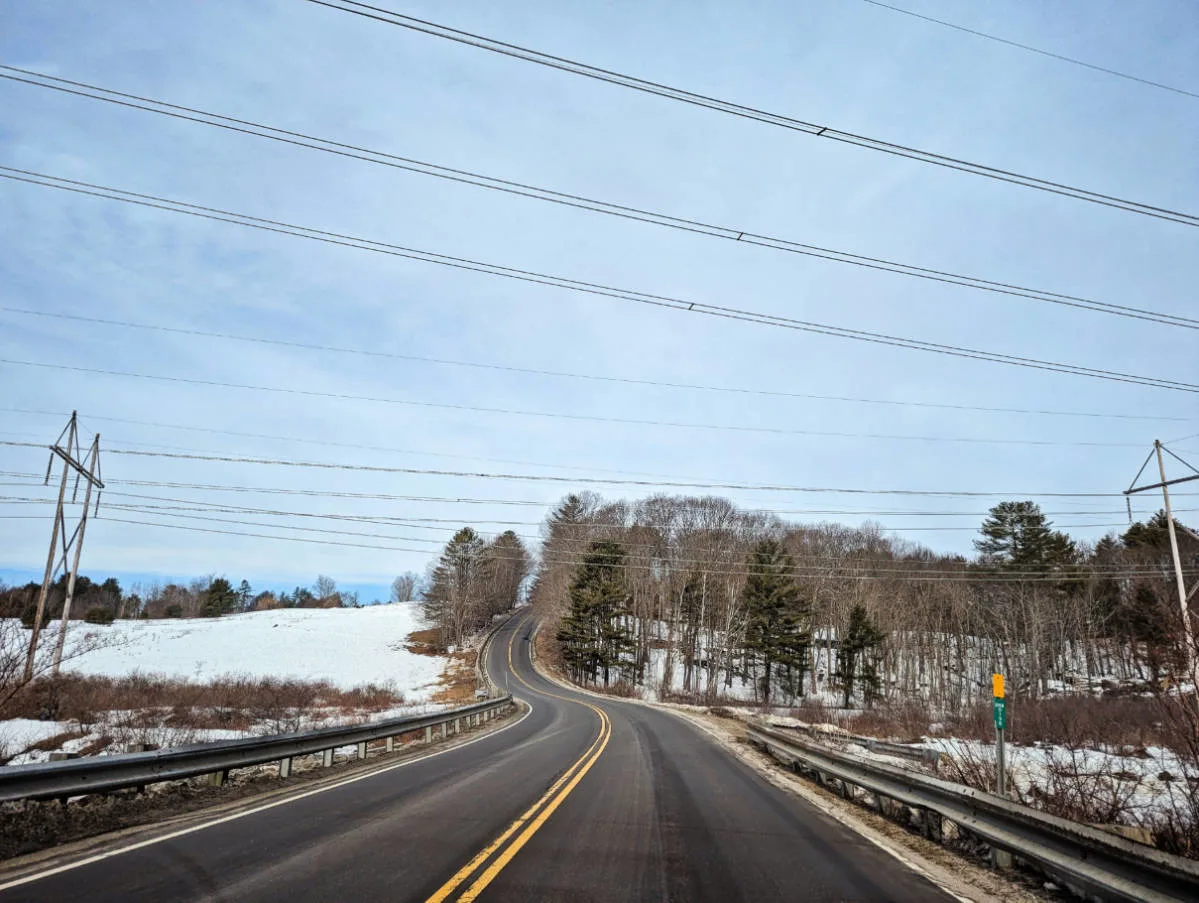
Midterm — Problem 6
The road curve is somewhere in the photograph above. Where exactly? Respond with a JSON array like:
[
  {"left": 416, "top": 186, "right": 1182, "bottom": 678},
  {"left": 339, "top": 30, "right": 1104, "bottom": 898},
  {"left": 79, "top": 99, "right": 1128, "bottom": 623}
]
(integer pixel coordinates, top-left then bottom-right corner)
[{"left": 0, "top": 610, "right": 953, "bottom": 901}]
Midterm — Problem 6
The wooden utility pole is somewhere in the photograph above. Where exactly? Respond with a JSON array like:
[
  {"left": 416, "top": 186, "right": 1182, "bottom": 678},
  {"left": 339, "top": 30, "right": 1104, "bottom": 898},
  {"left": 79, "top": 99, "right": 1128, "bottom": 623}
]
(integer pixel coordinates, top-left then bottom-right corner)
[{"left": 23, "top": 413, "right": 104, "bottom": 683}]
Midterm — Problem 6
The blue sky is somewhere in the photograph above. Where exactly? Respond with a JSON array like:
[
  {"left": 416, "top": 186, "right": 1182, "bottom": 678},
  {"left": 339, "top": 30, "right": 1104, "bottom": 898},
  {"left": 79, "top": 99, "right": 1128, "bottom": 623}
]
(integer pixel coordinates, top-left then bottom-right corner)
[{"left": 1, "top": 0, "right": 1196, "bottom": 600}]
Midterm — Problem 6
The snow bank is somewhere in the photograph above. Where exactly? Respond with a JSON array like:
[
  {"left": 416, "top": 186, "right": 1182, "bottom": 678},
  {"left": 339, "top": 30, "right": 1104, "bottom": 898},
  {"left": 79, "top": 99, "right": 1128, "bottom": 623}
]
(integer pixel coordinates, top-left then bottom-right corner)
[{"left": 59, "top": 605, "right": 445, "bottom": 696}]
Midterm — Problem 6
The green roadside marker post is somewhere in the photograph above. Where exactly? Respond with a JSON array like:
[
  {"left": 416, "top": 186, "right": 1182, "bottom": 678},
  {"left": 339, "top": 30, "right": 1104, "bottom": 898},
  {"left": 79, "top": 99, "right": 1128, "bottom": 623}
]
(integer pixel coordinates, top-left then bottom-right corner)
[
  {"left": 992, "top": 674, "right": 1007, "bottom": 798},
  {"left": 991, "top": 673, "right": 1012, "bottom": 868}
]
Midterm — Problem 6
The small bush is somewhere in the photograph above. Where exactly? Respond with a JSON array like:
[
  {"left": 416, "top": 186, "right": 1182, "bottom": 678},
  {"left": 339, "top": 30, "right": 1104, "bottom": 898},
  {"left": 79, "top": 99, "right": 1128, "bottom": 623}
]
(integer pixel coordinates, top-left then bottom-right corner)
[
  {"left": 164, "top": 604, "right": 183, "bottom": 619},
  {"left": 84, "top": 607, "right": 114, "bottom": 625}
]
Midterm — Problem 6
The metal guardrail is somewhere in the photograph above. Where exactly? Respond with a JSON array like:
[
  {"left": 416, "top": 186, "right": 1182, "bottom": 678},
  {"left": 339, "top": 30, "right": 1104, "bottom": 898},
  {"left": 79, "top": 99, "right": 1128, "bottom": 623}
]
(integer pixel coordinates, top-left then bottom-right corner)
[
  {"left": 764, "top": 721, "right": 941, "bottom": 765},
  {"left": 475, "top": 610, "right": 515, "bottom": 698},
  {"left": 748, "top": 722, "right": 1199, "bottom": 903},
  {"left": 0, "top": 696, "right": 513, "bottom": 804}
]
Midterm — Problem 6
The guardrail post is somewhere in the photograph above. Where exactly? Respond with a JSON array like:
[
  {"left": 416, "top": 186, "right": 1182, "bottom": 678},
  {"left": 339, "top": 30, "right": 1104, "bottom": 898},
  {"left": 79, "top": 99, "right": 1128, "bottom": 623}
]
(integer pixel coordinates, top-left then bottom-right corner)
[
  {"left": 386, "top": 736, "right": 395, "bottom": 753},
  {"left": 455, "top": 717, "right": 461, "bottom": 735},
  {"left": 991, "top": 847, "right": 1013, "bottom": 870},
  {"left": 440, "top": 722, "right": 447, "bottom": 740},
  {"left": 207, "top": 769, "right": 228, "bottom": 788},
  {"left": 322, "top": 748, "right": 334, "bottom": 768},
  {"left": 279, "top": 757, "right": 293, "bottom": 778},
  {"left": 425, "top": 726, "right": 433, "bottom": 743},
  {"left": 357, "top": 741, "right": 367, "bottom": 760},
  {"left": 920, "top": 809, "right": 942, "bottom": 843}
]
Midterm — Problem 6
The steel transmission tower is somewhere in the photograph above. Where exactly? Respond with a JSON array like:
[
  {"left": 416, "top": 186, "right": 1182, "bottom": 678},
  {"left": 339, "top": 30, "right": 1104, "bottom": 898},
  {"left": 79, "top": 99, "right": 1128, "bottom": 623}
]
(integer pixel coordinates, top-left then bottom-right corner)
[
  {"left": 1125, "top": 440, "right": 1199, "bottom": 690},
  {"left": 23, "top": 412, "right": 103, "bottom": 682}
]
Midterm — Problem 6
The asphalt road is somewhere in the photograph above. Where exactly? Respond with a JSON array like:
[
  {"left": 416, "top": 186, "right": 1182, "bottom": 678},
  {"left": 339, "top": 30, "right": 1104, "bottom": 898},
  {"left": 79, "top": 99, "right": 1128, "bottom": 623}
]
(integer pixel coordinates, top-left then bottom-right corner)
[{"left": 1, "top": 611, "right": 953, "bottom": 901}]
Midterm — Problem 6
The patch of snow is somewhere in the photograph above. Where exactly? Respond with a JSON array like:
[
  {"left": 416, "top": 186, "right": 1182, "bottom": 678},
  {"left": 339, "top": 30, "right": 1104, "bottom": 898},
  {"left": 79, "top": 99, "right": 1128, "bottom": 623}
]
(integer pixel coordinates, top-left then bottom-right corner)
[
  {"left": 926, "top": 736, "right": 1197, "bottom": 818},
  {"left": 58, "top": 606, "right": 447, "bottom": 696},
  {"left": 0, "top": 719, "right": 74, "bottom": 763}
]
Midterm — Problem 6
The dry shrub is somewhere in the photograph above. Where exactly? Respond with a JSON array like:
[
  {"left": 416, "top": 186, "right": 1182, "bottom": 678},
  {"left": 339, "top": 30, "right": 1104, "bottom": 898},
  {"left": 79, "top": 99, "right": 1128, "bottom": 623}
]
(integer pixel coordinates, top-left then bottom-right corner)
[
  {"left": 658, "top": 688, "right": 706, "bottom": 705},
  {"left": 844, "top": 700, "right": 936, "bottom": 742},
  {"left": 1, "top": 672, "right": 407, "bottom": 743},
  {"left": 787, "top": 697, "right": 835, "bottom": 726},
  {"left": 338, "top": 683, "right": 401, "bottom": 713},
  {"left": 939, "top": 739, "right": 1004, "bottom": 794},
  {"left": 1026, "top": 746, "right": 1147, "bottom": 825},
  {"left": 599, "top": 680, "right": 639, "bottom": 699},
  {"left": 844, "top": 695, "right": 1186, "bottom": 754}
]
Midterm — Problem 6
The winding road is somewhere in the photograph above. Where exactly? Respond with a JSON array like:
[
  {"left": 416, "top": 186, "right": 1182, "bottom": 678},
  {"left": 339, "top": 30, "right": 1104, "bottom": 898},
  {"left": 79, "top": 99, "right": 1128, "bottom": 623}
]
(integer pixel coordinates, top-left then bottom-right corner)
[{"left": 0, "top": 610, "right": 953, "bottom": 901}]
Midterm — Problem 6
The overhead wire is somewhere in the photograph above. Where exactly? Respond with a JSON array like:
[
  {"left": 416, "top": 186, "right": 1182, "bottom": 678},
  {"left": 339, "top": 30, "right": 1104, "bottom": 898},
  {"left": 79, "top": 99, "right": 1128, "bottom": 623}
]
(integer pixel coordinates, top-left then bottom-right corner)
[
  {"left": 4, "top": 485, "right": 1191, "bottom": 525},
  {"left": 3, "top": 315, "right": 1184, "bottom": 423},
  {"left": 0, "top": 366, "right": 1164, "bottom": 447},
  {"left": 84, "top": 511, "right": 1196, "bottom": 583},
  {"left": 2, "top": 408, "right": 1166, "bottom": 492},
  {"left": 2, "top": 493, "right": 1169, "bottom": 544},
  {"left": 856, "top": 0, "right": 1199, "bottom": 101},
  {"left": 300, "top": 0, "right": 1199, "bottom": 228},
  {"left": 0, "top": 439, "right": 1178, "bottom": 499},
  {"left": 2, "top": 174, "right": 1196, "bottom": 394},
  {"left": 1, "top": 68, "right": 1196, "bottom": 325}
]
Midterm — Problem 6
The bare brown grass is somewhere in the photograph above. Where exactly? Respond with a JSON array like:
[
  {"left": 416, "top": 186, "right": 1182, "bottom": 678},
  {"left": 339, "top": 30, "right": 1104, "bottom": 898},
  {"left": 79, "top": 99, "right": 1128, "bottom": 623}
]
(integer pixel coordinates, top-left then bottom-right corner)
[
  {"left": 404, "top": 628, "right": 446, "bottom": 656},
  {"left": 0, "top": 673, "right": 408, "bottom": 749},
  {"left": 430, "top": 647, "right": 478, "bottom": 705}
]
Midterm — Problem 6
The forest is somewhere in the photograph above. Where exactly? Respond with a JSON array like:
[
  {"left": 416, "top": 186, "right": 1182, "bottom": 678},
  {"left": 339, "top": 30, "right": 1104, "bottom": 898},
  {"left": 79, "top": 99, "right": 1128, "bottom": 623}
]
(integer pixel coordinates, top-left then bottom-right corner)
[{"left": 518, "top": 493, "right": 1197, "bottom": 712}]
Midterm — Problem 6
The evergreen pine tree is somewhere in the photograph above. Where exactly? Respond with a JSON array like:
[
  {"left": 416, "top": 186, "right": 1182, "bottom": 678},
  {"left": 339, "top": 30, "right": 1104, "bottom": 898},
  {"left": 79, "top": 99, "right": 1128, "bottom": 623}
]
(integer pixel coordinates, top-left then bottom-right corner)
[
  {"left": 556, "top": 542, "right": 634, "bottom": 687},
  {"left": 742, "top": 539, "right": 810, "bottom": 705},
  {"left": 201, "top": 577, "right": 238, "bottom": 617},
  {"left": 975, "top": 501, "right": 1075, "bottom": 570},
  {"left": 835, "top": 604, "right": 886, "bottom": 707}
]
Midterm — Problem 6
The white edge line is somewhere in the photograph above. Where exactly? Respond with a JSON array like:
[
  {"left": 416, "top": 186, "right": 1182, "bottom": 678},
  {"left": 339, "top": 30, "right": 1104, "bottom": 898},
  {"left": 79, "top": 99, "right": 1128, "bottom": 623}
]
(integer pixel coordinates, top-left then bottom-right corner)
[{"left": 0, "top": 700, "right": 534, "bottom": 892}]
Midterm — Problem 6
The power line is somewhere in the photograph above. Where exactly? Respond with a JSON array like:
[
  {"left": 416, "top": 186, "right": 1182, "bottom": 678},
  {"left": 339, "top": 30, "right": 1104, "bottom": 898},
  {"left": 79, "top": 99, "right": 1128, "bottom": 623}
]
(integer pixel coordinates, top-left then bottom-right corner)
[
  {"left": 0, "top": 68, "right": 1195, "bottom": 325},
  {"left": 300, "top": 0, "right": 1199, "bottom": 228},
  {"left": 78, "top": 502, "right": 1177, "bottom": 542},
  {"left": 0, "top": 408, "right": 704, "bottom": 483},
  {"left": 4, "top": 313, "right": 1184, "bottom": 423},
  {"left": 7, "top": 485, "right": 1192, "bottom": 525},
  {"left": 9, "top": 458, "right": 1198, "bottom": 506},
  {"left": 857, "top": 0, "right": 1199, "bottom": 100},
  {"left": 86, "top": 511, "right": 1193, "bottom": 583},
  {"left": 2, "top": 169, "right": 1195, "bottom": 393},
  {"left": 0, "top": 439, "right": 1161, "bottom": 499},
  {"left": 0, "top": 362, "right": 1160, "bottom": 447},
  {"left": 3, "top": 493, "right": 1167, "bottom": 543}
]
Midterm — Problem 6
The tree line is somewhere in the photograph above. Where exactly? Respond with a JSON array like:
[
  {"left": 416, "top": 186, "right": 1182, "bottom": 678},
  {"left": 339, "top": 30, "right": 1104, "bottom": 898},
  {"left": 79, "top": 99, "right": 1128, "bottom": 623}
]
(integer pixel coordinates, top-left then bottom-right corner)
[
  {"left": 533, "top": 492, "right": 1197, "bottom": 708},
  {"left": 421, "top": 528, "right": 533, "bottom": 647},
  {"left": 0, "top": 572, "right": 426, "bottom": 624}
]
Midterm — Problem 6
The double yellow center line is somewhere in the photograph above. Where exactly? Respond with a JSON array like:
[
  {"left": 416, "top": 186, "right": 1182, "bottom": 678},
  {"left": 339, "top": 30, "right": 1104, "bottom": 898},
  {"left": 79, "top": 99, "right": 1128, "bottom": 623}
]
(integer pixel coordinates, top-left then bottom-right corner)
[{"left": 424, "top": 622, "right": 612, "bottom": 902}]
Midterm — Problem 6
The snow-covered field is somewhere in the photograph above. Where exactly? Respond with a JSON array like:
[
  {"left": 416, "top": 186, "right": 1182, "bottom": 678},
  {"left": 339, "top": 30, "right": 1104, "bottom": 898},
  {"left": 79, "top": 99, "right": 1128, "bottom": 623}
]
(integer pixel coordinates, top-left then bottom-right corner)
[
  {"left": 1, "top": 605, "right": 454, "bottom": 765},
  {"left": 63, "top": 604, "right": 445, "bottom": 692}
]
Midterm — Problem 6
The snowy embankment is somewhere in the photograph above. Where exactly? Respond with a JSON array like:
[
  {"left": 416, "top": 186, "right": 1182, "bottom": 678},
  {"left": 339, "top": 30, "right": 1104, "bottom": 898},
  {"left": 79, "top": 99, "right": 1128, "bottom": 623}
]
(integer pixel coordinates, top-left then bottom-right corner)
[
  {"left": 1, "top": 605, "right": 452, "bottom": 765},
  {"left": 752, "top": 713, "right": 1196, "bottom": 827},
  {"left": 65, "top": 605, "right": 444, "bottom": 690}
]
